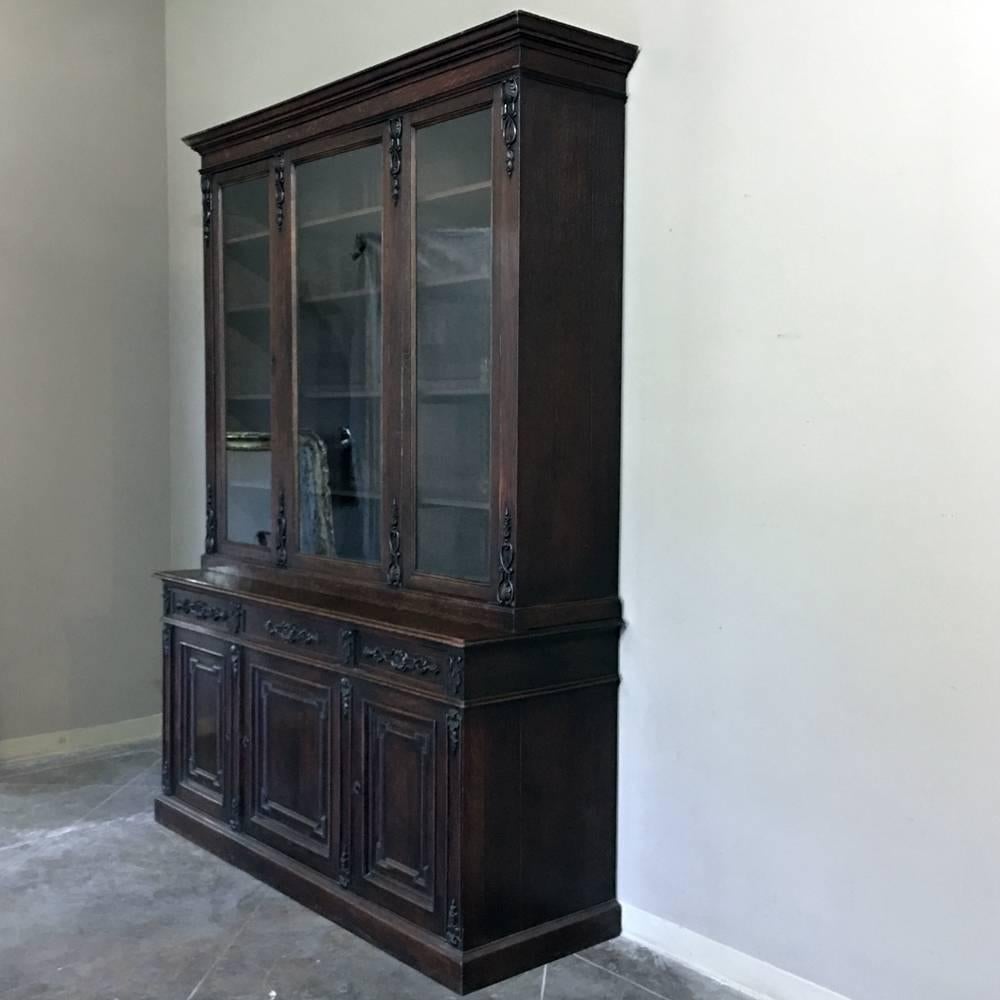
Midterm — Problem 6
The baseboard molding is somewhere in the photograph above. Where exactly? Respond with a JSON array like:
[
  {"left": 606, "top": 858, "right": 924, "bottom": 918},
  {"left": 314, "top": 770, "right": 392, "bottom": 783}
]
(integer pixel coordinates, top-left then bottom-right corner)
[
  {"left": 0, "top": 713, "right": 161, "bottom": 763},
  {"left": 621, "top": 904, "right": 853, "bottom": 1000}
]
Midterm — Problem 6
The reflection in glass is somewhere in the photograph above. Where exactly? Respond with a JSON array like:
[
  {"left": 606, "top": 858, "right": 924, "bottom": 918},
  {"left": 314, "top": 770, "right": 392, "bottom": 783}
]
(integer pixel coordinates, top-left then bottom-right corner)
[
  {"left": 413, "top": 110, "right": 492, "bottom": 582},
  {"left": 295, "top": 145, "right": 382, "bottom": 562},
  {"left": 222, "top": 177, "right": 271, "bottom": 546}
]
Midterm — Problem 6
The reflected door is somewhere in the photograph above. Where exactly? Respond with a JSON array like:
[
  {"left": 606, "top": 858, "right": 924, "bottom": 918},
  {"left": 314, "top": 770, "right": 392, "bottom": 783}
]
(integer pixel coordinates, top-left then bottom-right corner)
[
  {"left": 221, "top": 176, "right": 272, "bottom": 548},
  {"left": 294, "top": 144, "right": 383, "bottom": 564},
  {"left": 413, "top": 109, "right": 493, "bottom": 582}
]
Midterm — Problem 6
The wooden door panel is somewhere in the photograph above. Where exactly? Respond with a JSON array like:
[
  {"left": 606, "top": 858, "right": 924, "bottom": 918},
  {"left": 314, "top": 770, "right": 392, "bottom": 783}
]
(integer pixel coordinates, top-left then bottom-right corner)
[
  {"left": 175, "top": 631, "right": 228, "bottom": 820},
  {"left": 353, "top": 684, "right": 445, "bottom": 928},
  {"left": 245, "top": 653, "right": 338, "bottom": 871}
]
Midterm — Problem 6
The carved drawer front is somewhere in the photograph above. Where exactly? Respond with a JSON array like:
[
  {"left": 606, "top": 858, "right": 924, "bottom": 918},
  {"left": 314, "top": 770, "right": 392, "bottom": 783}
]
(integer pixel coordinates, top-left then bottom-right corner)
[
  {"left": 174, "top": 631, "right": 230, "bottom": 821},
  {"left": 352, "top": 685, "right": 447, "bottom": 930},
  {"left": 243, "top": 604, "right": 354, "bottom": 664},
  {"left": 245, "top": 653, "right": 339, "bottom": 873},
  {"left": 355, "top": 631, "right": 453, "bottom": 696},
  {"left": 166, "top": 587, "right": 242, "bottom": 635}
]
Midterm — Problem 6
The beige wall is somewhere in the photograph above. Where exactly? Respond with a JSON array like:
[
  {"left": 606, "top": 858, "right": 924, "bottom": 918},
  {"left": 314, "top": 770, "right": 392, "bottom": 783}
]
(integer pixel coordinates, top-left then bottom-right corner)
[
  {"left": 165, "top": 3, "right": 1000, "bottom": 999},
  {"left": 0, "top": 0, "right": 169, "bottom": 744}
]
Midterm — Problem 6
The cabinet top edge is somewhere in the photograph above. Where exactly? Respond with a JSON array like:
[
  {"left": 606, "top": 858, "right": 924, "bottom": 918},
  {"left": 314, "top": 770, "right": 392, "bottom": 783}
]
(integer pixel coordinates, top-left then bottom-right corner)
[
  {"left": 183, "top": 11, "right": 638, "bottom": 157},
  {"left": 156, "top": 568, "right": 624, "bottom": 646}
]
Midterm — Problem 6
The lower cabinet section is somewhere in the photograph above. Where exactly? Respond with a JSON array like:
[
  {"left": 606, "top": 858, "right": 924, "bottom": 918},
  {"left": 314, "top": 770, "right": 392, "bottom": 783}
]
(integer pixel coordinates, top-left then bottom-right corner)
[
  {"left": 160, "top": 611, "right": 619, "bottom": 994},
  {"left": 243, "top": 651, "right": 341, "bottom": 875}
]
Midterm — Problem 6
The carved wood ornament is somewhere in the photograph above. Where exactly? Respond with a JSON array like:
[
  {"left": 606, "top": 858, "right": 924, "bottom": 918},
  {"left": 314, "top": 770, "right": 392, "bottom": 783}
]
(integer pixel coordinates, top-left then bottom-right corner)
[
  {"left": 386, "top": 498, "right": 402, "bottom": 586},
  {"left": 276, "top": 489, "right": 288, "bottom": 568},
  {"left": 501, "top": 78, "right": 519, "bottom": 177},
  {"left": 274, "top": 154, "right": 286, "bottom": 230},
  {"left": 205, "top": 484, "right": 217, "bottom": 554},
  {"left": 265, "top": 620, "right": 319, "bottom": 646},
  {"left": 388, "top": 117, "right": 402, "bottom": 204},
  {"left": 497, "top": 505, "right": 515, "bottom": 606},
  {"left": 201, "top": 174, "right": 212, "bottom": 243}
]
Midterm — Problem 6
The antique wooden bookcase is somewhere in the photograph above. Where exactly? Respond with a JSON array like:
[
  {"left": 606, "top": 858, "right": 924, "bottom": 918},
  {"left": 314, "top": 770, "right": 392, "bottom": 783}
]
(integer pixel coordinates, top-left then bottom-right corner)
[{"left": 155, "top": 12, "right": 637, "bottom": 992}]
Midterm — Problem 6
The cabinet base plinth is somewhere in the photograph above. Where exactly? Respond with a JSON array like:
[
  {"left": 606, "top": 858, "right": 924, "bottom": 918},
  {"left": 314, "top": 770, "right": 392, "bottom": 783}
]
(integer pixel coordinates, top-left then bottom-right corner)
[{"left": 154, "top": 796, "right": 620, "bottom": 994}]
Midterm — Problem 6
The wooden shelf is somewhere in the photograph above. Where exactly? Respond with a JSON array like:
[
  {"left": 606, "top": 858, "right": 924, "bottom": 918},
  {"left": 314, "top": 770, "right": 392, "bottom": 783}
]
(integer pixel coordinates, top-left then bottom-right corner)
[
  {"left": 419, "top": 274, "right": 489, "bottom": 290},
  {"left": 228, "top": 481, "right": 270, "bottom": 490},
  {"left": 419, "top": 496, "right": 489, "bottom": 512},
  {"left": 301, "top": 388, "right": 381, "bottom": 400},
  {"left": 228, "top": 392, "right": 270, "bottom": 401},
  {"left": 331, "top": 489, "right": 380, "bottom": 501},
  {"left": 417, "top": 381, "right": 488, "bottom": 399},
  {"left": 299, "top": 204, "right": 382, "bottom": 229},
  {"left": 418, "top": 180, "right": 491, "bottom": 204},
  {"left": 226, "top": 303, "right": 270, "bottom": 315},
  {"left": 300, "top": 287, "right": 378, "bottom": 304},
  {"left": 225, "top": 230, "right": 268, "bottom": 245}
]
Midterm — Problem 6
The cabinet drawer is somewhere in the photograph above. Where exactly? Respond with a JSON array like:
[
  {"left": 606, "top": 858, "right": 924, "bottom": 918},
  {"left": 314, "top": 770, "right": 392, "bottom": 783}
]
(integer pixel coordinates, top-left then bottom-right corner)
[
  {"left": 243, "top": 603, "right": 353, "bottom": 663},
  {"left": 355, "top": 631, "right": 454, "bottom": 696},
  {"left": 166, "top": 587, "right": 243, "bottom": 634}
]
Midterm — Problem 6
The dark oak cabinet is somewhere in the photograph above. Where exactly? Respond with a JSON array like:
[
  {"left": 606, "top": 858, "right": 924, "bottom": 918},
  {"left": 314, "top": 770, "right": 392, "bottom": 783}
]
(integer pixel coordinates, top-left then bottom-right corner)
[{"left": 156, "top": 12, "right": 636, "bottom": 992}]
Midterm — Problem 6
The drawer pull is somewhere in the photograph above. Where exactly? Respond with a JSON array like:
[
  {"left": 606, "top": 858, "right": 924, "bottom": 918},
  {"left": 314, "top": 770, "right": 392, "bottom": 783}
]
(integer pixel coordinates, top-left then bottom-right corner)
[
  {"left": 265, "top": 619, "right": 319, "bottom": 646},
  {"left": 361, "top": 645, "right": 439, "bottom": 676}
]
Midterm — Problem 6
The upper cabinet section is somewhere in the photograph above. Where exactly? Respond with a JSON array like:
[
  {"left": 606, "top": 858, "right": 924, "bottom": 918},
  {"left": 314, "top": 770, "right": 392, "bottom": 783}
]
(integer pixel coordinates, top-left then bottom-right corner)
[{"left": 192, "top": 13, "right": 637, "bottom": 630}]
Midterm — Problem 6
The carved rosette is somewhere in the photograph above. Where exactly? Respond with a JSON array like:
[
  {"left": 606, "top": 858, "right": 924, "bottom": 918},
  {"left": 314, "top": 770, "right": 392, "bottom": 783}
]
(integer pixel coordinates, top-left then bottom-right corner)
[
  {"left": 201, "top": 174, "right": 212, "bottom": 243},
  {"left": 388, "top": 117, "right": 402, "bottom": 205},
  {"left": 276, "top": 489, "right": 288, "bottom": 568},
  {"left": 205, "top": 484, "right": 217, "bottom": 554},
  {"left": 274, "top": 154, "right": 286, "bottom": 230},
  {"left": 501, "top": 77, "right": 519, "bottom": 177},
  {"left": 386, "top": 498, "right": 402, "bottom": 587},
  {"left": 497, "top": 505, "right": 515, "bottom": 606}
]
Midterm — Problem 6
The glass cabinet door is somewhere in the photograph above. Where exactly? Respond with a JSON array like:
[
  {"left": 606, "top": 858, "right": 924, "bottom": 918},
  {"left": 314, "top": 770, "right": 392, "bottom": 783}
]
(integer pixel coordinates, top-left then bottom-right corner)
[
  {"left": 220, "top": 176, "right": 272, "bottom": 548},
  {"left": 413, "top": 109, "right": 493, "bottom": 582},
  {"left": 294, "top": 144, "right": 383, "bottom": 564}
]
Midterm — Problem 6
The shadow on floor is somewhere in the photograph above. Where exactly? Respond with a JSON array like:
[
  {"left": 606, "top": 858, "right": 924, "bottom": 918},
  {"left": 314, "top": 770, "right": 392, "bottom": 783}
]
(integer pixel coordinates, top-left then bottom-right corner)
[{"left": 0, "top": 744, "right": 746, "bottom": 1000}]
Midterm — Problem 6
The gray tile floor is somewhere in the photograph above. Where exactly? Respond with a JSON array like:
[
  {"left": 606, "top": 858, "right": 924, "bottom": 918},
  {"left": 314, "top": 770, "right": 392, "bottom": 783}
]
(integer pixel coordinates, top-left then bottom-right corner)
[{"left": 0, "top": 743, "right": 747, "bottom": 1000}]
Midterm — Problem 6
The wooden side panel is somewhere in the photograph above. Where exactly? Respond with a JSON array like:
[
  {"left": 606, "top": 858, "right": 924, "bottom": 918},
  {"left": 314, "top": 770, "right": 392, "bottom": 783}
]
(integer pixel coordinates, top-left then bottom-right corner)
[
  {"left": 245, "top": 652, "right": 338, "bottom": 873},
  {"left": 514, "top": 80, "right": 627, "bottom": 607},
  {"left": 461, "top": 681, "right": 618, "bottom": 948}
]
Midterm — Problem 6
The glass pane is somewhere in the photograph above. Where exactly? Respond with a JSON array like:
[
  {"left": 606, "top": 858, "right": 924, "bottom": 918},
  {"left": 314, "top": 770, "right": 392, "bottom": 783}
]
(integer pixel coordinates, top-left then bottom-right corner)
[
  {"left": 415, "top": 110, "right": 492, "bottom": 581},
  {"left": 295, "top": 145, "right": 382, "bottom": 562},
  {"left": 222, "top": 177, "right": 272, "bottom": 547}
]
